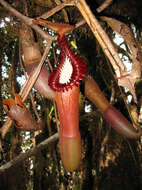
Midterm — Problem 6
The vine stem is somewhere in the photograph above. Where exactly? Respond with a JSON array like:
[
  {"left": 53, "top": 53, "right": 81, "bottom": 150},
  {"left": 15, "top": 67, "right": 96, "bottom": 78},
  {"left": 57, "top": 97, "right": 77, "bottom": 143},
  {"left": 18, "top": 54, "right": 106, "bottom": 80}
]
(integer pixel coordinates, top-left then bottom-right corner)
[
  {"left": 75, "top": 0, "right": 125, "bottom": 78},
  {"left": 0, "top": 40, "right": 52, "bottom": 138},
  {"left": 40, "top": 0, "right": 113, "bottom": 19},
  {"left": 0, "top": 0, "right": 55, "bottom": 40},
  {"left": 19, "top": 42, "right": 40, "bottom": 121},
  {"left": 0, "top": 133, "right": 58, "bottom": 172}
]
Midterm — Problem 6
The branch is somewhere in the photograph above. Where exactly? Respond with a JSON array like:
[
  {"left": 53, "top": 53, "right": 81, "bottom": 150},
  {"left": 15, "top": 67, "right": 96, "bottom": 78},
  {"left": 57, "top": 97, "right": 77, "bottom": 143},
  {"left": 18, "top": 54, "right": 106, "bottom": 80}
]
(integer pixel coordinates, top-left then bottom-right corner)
[
  {"left": 101, "top": 16, "right": 141, "bottom": 103},
  {"left": 40, "top": 0, "right": 75, "bottom": 19},
  {"left": 97, "top": 0, "right": 113, "bottom": 13},
  {"left": 57, "top": 0, "right": 69, "bottom": 22},
  {"left": 0, "top": 0, "right": 55, "bottom": 40},
  {"left": 75, "top": 0, "right": 125, "bottom": 78},
  {"left": 19, "top": 40, "right": 52, "bottom": 101},
  {"left": 40, "top": 0, "right": 113, "bottom": 19},
  {"left": 0, "top": 39, "right": 52, "bottom": 138},
  {"left": 0, "top": 133, "right": 58, "bottom": 172},
  {"left": 75, "top": 0, "right": 113, "bottom": 29}
]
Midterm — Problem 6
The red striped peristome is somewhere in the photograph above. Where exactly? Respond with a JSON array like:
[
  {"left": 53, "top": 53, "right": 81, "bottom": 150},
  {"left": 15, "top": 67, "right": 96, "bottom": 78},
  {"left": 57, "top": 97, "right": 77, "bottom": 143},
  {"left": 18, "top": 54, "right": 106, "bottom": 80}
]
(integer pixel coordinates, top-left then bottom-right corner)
[{"left": 48, "top": 35, "right": 86, "bottom": 92}]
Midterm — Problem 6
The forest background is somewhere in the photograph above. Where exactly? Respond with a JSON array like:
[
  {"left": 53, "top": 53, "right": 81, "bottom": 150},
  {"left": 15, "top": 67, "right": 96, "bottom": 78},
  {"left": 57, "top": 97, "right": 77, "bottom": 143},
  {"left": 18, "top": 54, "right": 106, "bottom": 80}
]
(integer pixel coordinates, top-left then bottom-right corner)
[{"left": 0, "top": 0, "right": 142, "bottom": 189}]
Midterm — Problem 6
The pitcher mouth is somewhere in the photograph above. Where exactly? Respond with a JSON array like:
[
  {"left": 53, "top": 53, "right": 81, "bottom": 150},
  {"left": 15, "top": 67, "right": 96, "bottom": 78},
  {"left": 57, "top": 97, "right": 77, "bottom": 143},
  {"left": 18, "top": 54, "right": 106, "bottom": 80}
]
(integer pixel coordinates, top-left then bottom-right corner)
[{"left": 48, "top": 35, "right": 86, "bottom": 92}]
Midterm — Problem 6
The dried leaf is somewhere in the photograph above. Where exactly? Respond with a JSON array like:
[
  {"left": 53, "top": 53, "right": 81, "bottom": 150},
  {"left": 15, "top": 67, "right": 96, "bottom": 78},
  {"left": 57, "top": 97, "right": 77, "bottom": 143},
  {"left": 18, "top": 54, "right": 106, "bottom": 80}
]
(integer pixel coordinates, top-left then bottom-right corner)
[
  {"left": 3, "top": 94, "right": 42, "bottom": 131},
  {"left": 101, "top": 16, "right": 142, "bottom": 103},
  {"left": 118, "top": 76, "right": 137, "bottom": 103}
]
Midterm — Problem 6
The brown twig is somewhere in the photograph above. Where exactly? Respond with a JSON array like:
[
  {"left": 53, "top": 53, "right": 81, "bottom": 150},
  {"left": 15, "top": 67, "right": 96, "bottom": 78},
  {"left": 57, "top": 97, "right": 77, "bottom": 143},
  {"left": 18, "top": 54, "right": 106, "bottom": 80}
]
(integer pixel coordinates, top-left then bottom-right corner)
[
  {"left": 0, "top": 118, "right": 13, "bottom": 139},
  {"left": 0, "top": 40, "right": 52, "bottom": 138},
  {"left": 39, "top": 0, "right": 75, "bottom": 19},
  {"left": 46, "top": 57, "right": 53, "bottom": 72},
  {"left": 30, "top": 95, "right": 41, "bottom": 121},
  {"left": 0, "top": 0, "right": 55, "bottom": 40},
  {"left": 55, "top": 0, "right": 69, "bottom": 23},
  {"left": 40, "top": 0, "right": 113, "bottom": 20},
  {"left": 97, "top": 0, "right": 113, "bottom": 13},
  {"left": 19, "top": 45, "right": 41, "bottom": 121},
  {"left": 101, "top": 16, "right": 141, "bottom": 103},
  {"left": 18, "top": 41, "right": 27, "bottom": 77},
  {"left": 75, "top": 0, "right": 125, "bottom": 78},
  {"left": 19, "top": 40, "right": 52, "bottom": 101},
  {"left": 0, "top": 133, "right": 58, "bottom": 172}
]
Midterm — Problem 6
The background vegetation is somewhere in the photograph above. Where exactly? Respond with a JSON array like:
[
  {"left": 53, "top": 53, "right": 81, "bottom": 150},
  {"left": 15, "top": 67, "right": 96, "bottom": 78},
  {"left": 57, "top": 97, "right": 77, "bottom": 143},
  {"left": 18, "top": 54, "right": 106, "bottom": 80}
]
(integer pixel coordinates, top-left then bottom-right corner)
[{"left": 0, "top": 0, "right": 142, "bottom": 189}]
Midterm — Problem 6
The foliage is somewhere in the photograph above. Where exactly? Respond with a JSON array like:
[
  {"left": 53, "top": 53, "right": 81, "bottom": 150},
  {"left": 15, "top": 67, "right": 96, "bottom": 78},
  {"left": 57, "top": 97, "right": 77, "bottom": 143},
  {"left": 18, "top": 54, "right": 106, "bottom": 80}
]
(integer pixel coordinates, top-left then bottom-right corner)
[{"left": 0, "top": 0, "right": 142, "bottom": 189}]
